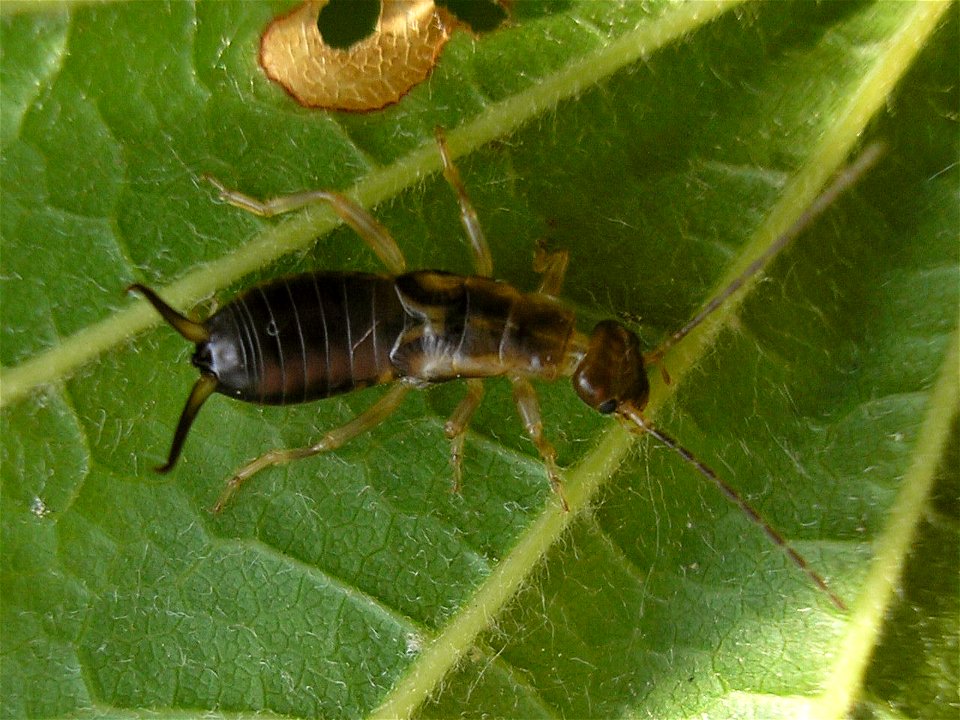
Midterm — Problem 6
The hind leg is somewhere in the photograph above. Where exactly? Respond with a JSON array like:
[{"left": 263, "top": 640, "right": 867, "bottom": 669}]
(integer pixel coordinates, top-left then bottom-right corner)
[
  {"left": 212, "top": 384, "right": 411, "bottom": 513},
  {"left": 205, "top": 176, "right": 407, "bottom": 274}
]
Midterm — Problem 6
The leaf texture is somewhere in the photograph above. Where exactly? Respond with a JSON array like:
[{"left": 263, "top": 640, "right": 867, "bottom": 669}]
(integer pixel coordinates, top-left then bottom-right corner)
[{"left": 1, "top": 2, "right": 957, "bottom": 718}]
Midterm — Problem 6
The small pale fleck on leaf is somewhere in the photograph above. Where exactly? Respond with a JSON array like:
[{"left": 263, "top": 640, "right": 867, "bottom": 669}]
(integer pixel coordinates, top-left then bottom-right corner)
[
  {"left": 260, "top": 0, "right": 455, "bottom": 111},
  {"left": 404, "top": 631, "right": 423, "bottom": 656},
  {"left": 31, "top": 496, "right": 50, "bottom": 518}
]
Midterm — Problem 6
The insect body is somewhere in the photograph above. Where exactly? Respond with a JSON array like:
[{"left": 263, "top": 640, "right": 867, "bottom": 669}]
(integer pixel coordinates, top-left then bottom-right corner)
[
  {"left": 130, "top": 266, "right": 627, "bottom": 512},
  {"left": 131, "top": 131, "right": 881, "bottom": 610},
  {"left": 134, "top": 269, "right": 585, "bottom": 423}
]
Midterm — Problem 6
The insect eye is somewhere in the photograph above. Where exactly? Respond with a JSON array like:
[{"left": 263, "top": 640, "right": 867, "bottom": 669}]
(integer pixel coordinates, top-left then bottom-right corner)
[{"left": 597, "top": 399, "right": 618, "bottom": 415}]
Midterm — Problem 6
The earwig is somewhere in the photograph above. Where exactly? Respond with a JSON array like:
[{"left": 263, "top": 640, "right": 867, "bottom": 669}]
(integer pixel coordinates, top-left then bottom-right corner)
[{"left": 130, "top": 131, "right": 884, "bottom": 611}]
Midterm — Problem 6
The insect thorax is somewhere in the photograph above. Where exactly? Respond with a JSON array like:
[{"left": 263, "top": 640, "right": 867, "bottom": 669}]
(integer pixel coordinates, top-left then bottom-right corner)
[{"left": 390, "top": 271, "right": 577, "bottom": 382}]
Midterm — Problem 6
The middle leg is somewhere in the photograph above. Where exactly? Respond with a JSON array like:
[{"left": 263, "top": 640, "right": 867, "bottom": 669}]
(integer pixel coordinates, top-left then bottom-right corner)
[
  {"left": 444, "top": 379, "right": 485, "bottom": 493},
  {"left": 435, "top": 128, "right": 494, "bottom": 278}
]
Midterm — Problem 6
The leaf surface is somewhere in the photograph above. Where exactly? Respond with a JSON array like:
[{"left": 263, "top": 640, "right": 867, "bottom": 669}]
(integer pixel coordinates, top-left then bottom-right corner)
[{"left": 1, "top": 2, "right": 957, "bottom": 719}]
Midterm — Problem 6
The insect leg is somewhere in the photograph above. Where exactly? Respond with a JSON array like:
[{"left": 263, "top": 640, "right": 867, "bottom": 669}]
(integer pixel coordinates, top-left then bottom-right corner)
[
  {"left": 204, "top": 176, "right": 407, "bottom": 274},
  {"left": 510, "top": 376, "right": 569, "bottom": 511},
  {"left": 435, "top": 128, "right": 494, "bottom": 277},
  {"left": 211, "top": 383, "right": 411, "bottom": 513},
  {"left": 444, "top": 379, "right": 485, "bottom": 493},
  {"left": 533, "top": 239, "right": 570, "bottom": 297}
]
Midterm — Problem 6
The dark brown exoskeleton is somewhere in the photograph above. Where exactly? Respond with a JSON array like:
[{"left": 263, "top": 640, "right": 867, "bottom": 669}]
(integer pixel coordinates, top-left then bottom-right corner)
[{"left": 131, "top": 131, "right": 883, "bottom": 611}]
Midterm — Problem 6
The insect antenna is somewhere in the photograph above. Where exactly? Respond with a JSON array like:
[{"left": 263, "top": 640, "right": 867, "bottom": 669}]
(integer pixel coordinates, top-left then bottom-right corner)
[
  {"left": 619, "top": 403, "right": 846, "bottom": 611},
  {"left": 644, "top": 142, "right": 885, "bottom": 369},
  {"left": 616, "top": 146, "right": 886, "bottom": 610}
]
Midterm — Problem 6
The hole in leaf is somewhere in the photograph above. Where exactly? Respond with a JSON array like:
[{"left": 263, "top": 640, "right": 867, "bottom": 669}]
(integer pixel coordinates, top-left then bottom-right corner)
[{"left": 260, "top": 0, "right": 508, "bottom": 111}]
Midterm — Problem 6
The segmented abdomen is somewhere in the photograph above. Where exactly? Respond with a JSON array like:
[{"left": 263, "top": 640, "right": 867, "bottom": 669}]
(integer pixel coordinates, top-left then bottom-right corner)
[{"left": 206, "top": 273, "right": 406, "bottom": 404}]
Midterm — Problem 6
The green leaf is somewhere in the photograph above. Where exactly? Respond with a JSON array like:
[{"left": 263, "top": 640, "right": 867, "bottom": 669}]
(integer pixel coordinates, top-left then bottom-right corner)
[{"left": 1, "top": 2, "right": 956, "bottom": 719}]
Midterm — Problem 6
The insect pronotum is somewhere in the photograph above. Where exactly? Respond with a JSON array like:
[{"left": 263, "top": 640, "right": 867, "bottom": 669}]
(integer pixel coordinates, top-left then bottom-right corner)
[{"left": 130, "top": 130, "right": 883, "bottom": 611}]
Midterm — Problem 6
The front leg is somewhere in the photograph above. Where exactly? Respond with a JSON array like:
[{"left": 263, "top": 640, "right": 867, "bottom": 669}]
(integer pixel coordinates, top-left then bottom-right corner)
[
  {"left": 533, "top": 239, "right": 569, "bottom": 297},
  {"left": 510, "top": 376, "right": 569, "bottom": 511}
]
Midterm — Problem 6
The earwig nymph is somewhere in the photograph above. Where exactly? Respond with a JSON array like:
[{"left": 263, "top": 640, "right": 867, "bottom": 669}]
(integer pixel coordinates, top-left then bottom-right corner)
[{"left": 131, "top": 130, "right": 882, "bottom": 610}]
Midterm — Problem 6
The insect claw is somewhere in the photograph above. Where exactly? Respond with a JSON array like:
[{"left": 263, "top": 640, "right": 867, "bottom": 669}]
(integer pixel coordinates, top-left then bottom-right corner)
[
  {"left": 210, "top": 484, "right": 236, "bottom": 515},
  {"left": 449, "top": 442, "right": 464, "bottom": 495},
  {"left": 201, "top": 173, "right": 230, "bottom": 202},
  {"left": 557, "top": 488, "right": 570, "bottom": 513},
  {"left": 546, "top": 465, "right": 570, "bottom": 512}
]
